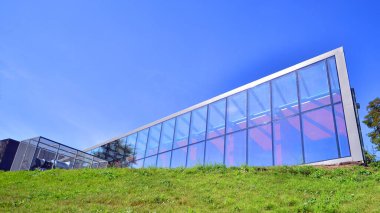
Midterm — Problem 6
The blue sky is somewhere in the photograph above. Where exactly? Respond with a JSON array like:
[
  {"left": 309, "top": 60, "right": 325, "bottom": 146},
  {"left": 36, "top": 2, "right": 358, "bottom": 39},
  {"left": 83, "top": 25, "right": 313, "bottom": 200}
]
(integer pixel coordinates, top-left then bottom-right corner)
[{"left": 0, "top": 1, "right": 379, "bottom": 157}]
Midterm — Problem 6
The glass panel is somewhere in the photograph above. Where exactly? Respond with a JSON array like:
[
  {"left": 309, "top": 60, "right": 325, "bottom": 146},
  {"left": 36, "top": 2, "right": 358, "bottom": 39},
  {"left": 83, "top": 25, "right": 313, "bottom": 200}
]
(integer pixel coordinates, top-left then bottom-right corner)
[
  {"left": 334, "top": 104, "right": 351, "bottom": 157},
  {"left": 187, "top": 142, "right": 205, "bottom": 167},
  {"left": 298, "top": 61, "right": 330, "bottom": 112},
  {"left": 143, "top": 155, "right": 157, "bottom": 168},
  {"left": 272, "top": 73, "right": 299, "bottom": 119},
  {"left": 157, "top": 152, "right": 171, "bottom": 168},
  {"left": 302, "top": 106, "right": 338, "bottom": 163},
  {"left": 189, "top": 106, "right": 207, "bottom": 144},
  {"left": 327, "top": 57, "right": 342, "bottom": 103},
  {"left": 207, "top": 99, "right": 226, "bottom": 139},
  {"left": 171, "top": 147, "right": 187, "bottom": 168},
  {"left": 146, "top": 124, "right": 161, "bottom": 157},
  {"left": 205, "top": 136, "right": 224, "bottom": 165},
  {"left": 273, "top": 116, "right": 303, "bottom": 165},
  {"left": 248, "top": 124, "right": 273, "bottom": 166},
  {"left": 173, "top": 113, "right": 190, "bottom": 148},
  {"left": 135, "top": 129, "right": 149, "bottom": 160},
  {"left": 133, "top": 160, "right": 143, "bottom": 168},
  {"left": 225, "top": 130, "right": 247, "bottom": 167},
  {"left": 248, "top": 83, "right": 271, "bottom": 127},
  {"left": 227, "top": 91, "right": 247, "bottom": 133},
  {"left": 159, "top": 119, "right": 175, "bottom": 153},
  {"left": 127, "top": 133, "right": 138, "bottom": 153}
]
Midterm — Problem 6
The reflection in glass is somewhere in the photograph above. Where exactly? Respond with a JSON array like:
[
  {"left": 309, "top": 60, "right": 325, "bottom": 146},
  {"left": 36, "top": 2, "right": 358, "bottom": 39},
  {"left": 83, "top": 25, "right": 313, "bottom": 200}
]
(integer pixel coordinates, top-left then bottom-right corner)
[
  {"left": 205, "top": 136, "right": 224, "bottom": 165},
  {"left": 303, "top": 106, "right": 338, "bottom": 163},
  {"left": 248, "top": 83, "right": 271, "bottom": 127},
  {"left": 146, "top": 124, "right": 161, "bottom": 157},
  {"left": 207, "top": 99, "right": 226, "bottom": 139},
  {"left": 134, "top": 160, "right": 143, "bottom": 168},
  {"left": 327, "top": 57, "right": 342, "bottom": 103},
  {"left": 189, "top": 106, "right": 207, "bottom": 144},
  {"left": 273, "top": 116, "right": 303, "bottom": 165},
  {"left": 334, "top": 104, "right": 351, "bottom": 157},
  {"left": 227, "top": 92, "right": 247, "bottom": 133},
  {"left": 272, "top": 73, "right": 299, "bottom": 119},
  {"left": 171, "top": 147, "right": 187, "bottom": 168},
  {"left": 157, "top": 152, "right": 171, "bottom": 168},
  {"left": 127, "top": 133, "right": 138, "bottom": 154},
  {"left": 174, "top": 113, "right": 190, "bottom": 148},
  {"left": 225, "top": 130, "right": 246, "bottom": 167},
  {"left": 159, "top": 119, "right": 175, "bottom": 153},
  {"left": 187, "top": 142, "right": 205, "bottom": 167},
  {"left": 298, "top": 61, "right": 330, "bottom": 112},
  {"left": 135, "top": 129, "right": 149, "bottom": 160},
  {"left": 248, "top": 124, "right": 273, "bottom": 166}
]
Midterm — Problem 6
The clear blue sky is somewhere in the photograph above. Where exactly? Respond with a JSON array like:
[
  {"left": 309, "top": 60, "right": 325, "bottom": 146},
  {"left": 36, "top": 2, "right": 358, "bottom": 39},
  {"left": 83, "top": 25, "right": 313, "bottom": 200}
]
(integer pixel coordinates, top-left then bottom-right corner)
[{"left": 0, "top": 1, "right": 379, "bottom": 157}]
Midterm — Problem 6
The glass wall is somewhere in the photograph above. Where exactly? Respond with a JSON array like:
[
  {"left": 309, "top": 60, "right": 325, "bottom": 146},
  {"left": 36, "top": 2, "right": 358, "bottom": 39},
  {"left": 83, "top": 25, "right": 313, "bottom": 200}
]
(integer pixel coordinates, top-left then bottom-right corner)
[{"left": 87, "top": 56, "right": 352, "bottom": 168}]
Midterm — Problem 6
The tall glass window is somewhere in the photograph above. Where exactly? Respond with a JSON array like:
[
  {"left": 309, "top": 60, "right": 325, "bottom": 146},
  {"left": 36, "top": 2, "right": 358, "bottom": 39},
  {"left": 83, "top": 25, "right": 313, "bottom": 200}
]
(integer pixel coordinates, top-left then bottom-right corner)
[
  {"left": 146, "top": 124, "right": 161, "bottom": 157},
  {"left": 135, "top": 129, "right": 149, "bottom": 160},
  {"left": 272, "top": 73, "right": 299, "bottom": 119},
  {"left": 334, "top": 104, "right": 351, "bottom": 157},
  {"left": 227, "top": 91, "right": 247, "bottom": 133},
  {"left": 157, "top": 152, "right": 171, "bottom": 168},
  {"left": 127, "top": 133, "right": 137, "bottom": 154},
  {"left": 302, "top": 106, "right": 338, "bottom": 163},
  {"left": 248, "top": 124, "right": 273, "bottom": 166},
  {"left": 225, "top": 130, "right": 247, "bottom": 167},
  {"left": 159, "top": 119, "right": 175, "bottom": 153},
  {"left": 248, "top": 83, "right": 271, "bottom": 127},
  {"left": 187, "top": 142, "right": 205, "bottom": 167},
  {"left": 327, "top": 57, "right": 342, "bottom": 103},
  {"left": 298, "top": 61, "right": 331, "bottom": 112},
  {"left": 171, "top": 147, "right": 187, "bottom": 168},
  {"left": 189, "top": 106, "right": 207, "bottom": 144},
  {"left": 207, "top": 99, "right": 226, "bottom": 139},
  {"left": 174, "top": 113, "right": 190, "bottom": 148},
  {"left": 205, "top": 136, "right": 224, "bottom": 165},
  {"left": 273, "top": 116, "right": 303, "bottom": 165}
]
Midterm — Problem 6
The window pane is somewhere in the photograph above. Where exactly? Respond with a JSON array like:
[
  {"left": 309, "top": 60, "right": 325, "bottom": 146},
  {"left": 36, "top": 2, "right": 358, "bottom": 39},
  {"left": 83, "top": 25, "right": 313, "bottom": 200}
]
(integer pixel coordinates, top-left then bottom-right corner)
[
  {"left": 143, "top": 155, "right": 157, "bottom": 168},
  {"left": 174, "top": 113, "right": 190, "bottom": 148},
  {"left": 187, "top": 142, "right": 205, "bottom": 167},
  {"left": 133, "top": 160, "right": 143, "bottom": 168},
  {"left": 127, "top": 133, "right": 137, "bottom": 153},
  {"left": 327, "top": 57, "right": 342, "bottom": 103},
  {"left": 248, "top": 124, "right": 273, "bottom": 166},
  {"left": 273, "top": 116, "right": 303, "bottom": 165},
  {"left": 248, "top": 83, "right": 271, "bottom": 127},
  {"left": 225, "top": 130, "right": 247, "bottom": 167},
  {"left": 135, "top": 129, "right": 149, "bottom": 160},
  {"left": 207, "top": 99, "right": 226, "bottom": 139},
  {"left": 303, "top": 106, "right": 338, "bottom": 163},
  {"left": 171, "top": 147, "right": 187, "bottom": 168},
  {"left": 157, "top": 152, "right": 171, "bottom": 168},
  {"left": 159, "top": 119, "right": 175, "bottom": 153},
  {"left": 227, "top": 91, "right": 247, "bottom": 133},
  {"left": 298, "top": 61, "right": 330, "bottom": 112},
  {"left": 334, "top": 104, "right": 351, "bottom": 157},
  {"left": 205, "top": 136, "right": 224, "bottom": 165},
  {"left": 272, "top": 73, "right": 299, "bottom": 119},
  {"left": 189, "top": 106, "right": 207, "bottom": 144},
  {"left": 146, "top": 124, "right": 161, "bottom": 157}
]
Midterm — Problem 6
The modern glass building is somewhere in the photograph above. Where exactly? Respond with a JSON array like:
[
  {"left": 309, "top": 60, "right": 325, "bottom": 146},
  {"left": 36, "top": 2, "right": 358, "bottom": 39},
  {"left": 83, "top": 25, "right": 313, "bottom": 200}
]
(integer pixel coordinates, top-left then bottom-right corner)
[{"left": 84, "top": 47, "right": 364, "bottom": 168}]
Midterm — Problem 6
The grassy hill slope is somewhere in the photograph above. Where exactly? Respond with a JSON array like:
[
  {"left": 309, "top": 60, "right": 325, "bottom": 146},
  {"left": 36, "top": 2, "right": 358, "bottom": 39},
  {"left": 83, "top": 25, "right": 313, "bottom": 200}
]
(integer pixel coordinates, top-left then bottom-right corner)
[{"left": 0, "top": 165, "right": 379, "bottom": 212}]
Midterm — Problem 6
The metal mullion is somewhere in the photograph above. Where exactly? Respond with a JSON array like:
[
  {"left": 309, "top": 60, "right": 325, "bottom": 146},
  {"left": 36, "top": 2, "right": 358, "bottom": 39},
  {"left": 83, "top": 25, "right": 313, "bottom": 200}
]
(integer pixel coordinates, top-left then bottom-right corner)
[
  {"left": 223, "top": 98, "right": 227, "bottom": 165},
  {"left": 203, "top": 105, "right": 209, "bottom": 166},
  {"left": 185, "top": 112, "right": 193, "bottom": 168},
  {"left": 296, "top": 70, "right": 306, "bottom": 164},
  {"left": 169, "top": 117, "right": 177, "bottom": 168},
  {"left": 246, "top": 89, "right": 249, "bottom": 166},
  {"left": 326, "top": 59, "right": 341, "bottom": 158},
  {"left": 142, "top": 128, "right": 151, "bottom": 168},
  {"left": 155, "top": 124, "right": 163, "bottom": 167},
  {"left": 270, "top": 81, "right": 275, "bottom": 166}
]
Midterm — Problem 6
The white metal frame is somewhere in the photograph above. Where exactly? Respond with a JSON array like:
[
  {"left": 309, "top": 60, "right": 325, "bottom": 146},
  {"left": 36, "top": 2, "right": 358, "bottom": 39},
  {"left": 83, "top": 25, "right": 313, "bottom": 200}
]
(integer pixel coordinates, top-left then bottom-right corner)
[{"left": 84, "top": 47, "right": 364, "bottom": 165}]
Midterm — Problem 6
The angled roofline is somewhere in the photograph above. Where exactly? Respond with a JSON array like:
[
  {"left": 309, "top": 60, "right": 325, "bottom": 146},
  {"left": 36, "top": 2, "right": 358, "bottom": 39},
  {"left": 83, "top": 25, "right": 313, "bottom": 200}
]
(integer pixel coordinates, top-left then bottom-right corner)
[{"left": 83, "top": 47, "right": 344, "bottom": 152}]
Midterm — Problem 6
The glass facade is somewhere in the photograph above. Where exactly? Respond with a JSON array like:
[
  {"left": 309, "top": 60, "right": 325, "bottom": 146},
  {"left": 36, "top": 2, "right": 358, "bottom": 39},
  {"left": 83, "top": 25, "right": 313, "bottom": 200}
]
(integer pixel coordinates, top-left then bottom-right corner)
[{"left": 87, "top": 55, "right": 358, "bottom": 168}]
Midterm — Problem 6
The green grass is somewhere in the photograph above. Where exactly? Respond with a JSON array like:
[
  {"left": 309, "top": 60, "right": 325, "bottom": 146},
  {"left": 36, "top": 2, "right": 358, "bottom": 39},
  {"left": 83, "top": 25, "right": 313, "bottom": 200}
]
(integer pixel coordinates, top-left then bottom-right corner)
[{"left": 0, "top": 165, "right": 379, "bottom": 212}]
